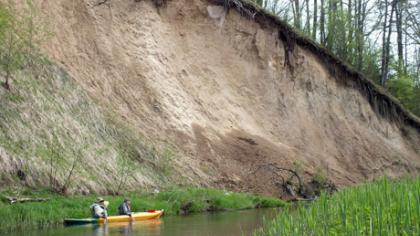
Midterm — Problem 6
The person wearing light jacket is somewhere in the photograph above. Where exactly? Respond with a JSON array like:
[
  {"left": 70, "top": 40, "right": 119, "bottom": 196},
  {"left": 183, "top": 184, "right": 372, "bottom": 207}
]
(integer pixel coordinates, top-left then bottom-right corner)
[{"left": 90, "top": 197, "right": 108, "bottom": 220}]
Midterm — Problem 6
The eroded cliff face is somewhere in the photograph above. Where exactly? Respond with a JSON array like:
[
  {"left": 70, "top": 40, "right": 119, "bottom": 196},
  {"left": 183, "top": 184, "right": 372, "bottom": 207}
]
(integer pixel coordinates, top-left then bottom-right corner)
[{"left": 4, "top": 0, "right": 419, "bottom": 195}]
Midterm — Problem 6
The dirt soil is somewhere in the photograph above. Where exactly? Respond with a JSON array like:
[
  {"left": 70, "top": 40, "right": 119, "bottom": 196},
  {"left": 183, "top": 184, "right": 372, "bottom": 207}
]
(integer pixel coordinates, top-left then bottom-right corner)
[{"left": 8, "top": 0, "right": 420, "bottom": 196}]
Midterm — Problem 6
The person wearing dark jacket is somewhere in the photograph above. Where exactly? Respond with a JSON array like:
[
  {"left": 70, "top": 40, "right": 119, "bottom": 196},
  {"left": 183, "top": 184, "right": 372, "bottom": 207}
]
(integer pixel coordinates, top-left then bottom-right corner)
[{"left": 118, "top": 198, "right": 132, "bottom": 216}]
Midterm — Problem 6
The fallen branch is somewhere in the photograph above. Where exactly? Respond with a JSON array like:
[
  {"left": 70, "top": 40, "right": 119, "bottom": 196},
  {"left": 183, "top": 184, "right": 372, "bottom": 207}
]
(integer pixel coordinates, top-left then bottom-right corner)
[
  {"left": 290, "top": 196, "right": 318, "bottom": 202},
  {"left": 2, "top": 196, "right": 49, "bottom": 204}
]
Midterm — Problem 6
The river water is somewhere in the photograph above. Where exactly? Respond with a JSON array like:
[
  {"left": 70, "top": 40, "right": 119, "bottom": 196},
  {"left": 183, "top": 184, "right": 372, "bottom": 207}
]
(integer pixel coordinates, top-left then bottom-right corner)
[{"left": 10, "top": 208, "right": 279, "bottom": 236}]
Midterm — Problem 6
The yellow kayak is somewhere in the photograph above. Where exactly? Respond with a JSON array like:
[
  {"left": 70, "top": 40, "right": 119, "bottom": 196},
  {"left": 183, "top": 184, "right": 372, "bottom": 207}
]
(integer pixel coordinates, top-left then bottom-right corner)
[
  {"left": 64, "top": 210, "right": 164, "bottom": 225},
  {"left": 98, "top": 210, "right": 164, "bottom": 224}
]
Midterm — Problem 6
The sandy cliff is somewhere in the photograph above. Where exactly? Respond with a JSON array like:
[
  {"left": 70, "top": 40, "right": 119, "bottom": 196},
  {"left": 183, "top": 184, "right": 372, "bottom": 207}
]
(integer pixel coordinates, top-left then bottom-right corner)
[{"left": 1, "top": 0, "right": 419, "bottom": 196}]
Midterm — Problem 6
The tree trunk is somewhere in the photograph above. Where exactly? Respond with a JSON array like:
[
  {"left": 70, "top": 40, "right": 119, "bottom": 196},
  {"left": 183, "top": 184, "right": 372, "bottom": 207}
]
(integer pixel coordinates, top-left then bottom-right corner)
[
  {"left": 380, "top": 0, "right": 389, "bottom": 86},
  {"left": 3, "top": 71, "right": 10, "bottom": 90},
  {"left": 326, "top": 0, "right": 338, "bottom": 50},
  {"left": 293, "top": 0, "right": 302, "bottom": 30},
  {"left": 404, "top": 29, "right": 408, "bottom": 74},
  {"left": 312, "top": 0, "right": 318, "bottom": 40},
  {"left": 395, "top": 0, "right": 404, "bottom": 73},
  {"left": 381, "top": 0, "right": 396, "bottom": 86},
  {"left": 3, "top": 32, "right": 14, "bottom": 91},
  {"left": 305, "top": 0, "right": 311, "bottom": 34},
  {"left": 417, "top": 48, "right": 420, "bottom": 78},
  {"left": 347, "top": 0, "right": 353, "bottom": 62},
  {"left": 356, "top": 0, "right": 363, "bottom": 70},
  {"left": 339, "top": 0, "right": 346, "bottom": 57},
  {"left": 320, "top": 0, "right": 326, "bottom": 44},
  {"left": 327, "top": 0, "right": 332, "bottom": 48}
]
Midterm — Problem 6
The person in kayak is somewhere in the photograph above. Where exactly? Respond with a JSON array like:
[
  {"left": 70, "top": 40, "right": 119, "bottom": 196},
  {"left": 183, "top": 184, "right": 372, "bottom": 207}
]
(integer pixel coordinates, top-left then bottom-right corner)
[
  {"left": 118, "top": 198, "right": 132, "bottom": 216},
  {"left": 91, "top": 197, "right": 108, "bottom": 220}
]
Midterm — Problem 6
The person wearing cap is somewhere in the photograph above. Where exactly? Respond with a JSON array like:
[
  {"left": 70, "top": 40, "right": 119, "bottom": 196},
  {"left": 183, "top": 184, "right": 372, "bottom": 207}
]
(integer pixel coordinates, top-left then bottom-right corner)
[
  {"left": 90, "top": 197, "right": 108, "bottom": 219},
  {"left": 118, "top": 198, "right": 132, "bottom": 216}
]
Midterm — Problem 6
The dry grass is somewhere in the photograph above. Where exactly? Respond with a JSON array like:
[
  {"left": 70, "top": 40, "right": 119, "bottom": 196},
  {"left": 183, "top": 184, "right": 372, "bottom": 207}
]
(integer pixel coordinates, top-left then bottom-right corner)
[{"left": 0, "top": 64, "right": 175, "bottom": 194}]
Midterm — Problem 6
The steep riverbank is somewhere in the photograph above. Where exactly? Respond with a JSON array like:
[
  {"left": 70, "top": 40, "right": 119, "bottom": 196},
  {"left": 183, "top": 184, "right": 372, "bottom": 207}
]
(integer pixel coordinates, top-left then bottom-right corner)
[
  {"left": 0, "top": 0, "right": 418, "bottom": 198},
  {"left": 0, "top": 187, "right": 285, "bottom": 233}
]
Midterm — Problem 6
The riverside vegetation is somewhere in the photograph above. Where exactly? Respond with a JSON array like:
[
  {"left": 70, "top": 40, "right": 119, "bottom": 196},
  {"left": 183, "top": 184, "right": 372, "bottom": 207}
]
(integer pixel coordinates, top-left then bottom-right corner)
[
  {"left": 255, "top": 178, "right": 420, "bottom": 235},
  {"left": 0, "top": 187, "right": 285, "bottom": 233}
]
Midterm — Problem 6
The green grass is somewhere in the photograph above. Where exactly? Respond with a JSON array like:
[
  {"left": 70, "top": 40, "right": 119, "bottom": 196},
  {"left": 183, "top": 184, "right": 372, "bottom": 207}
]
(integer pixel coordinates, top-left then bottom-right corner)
[
  {"left": 0, "top": 187, "right": 285, "bottom": 233},
  {"left": 255, "top": 178, "right": 420, "bottom": 235}
]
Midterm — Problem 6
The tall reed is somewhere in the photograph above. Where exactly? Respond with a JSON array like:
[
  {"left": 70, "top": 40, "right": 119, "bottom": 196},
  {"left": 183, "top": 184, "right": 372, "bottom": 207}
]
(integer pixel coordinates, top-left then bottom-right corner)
[{"left": 255, "top": 178, "right": 420, "bottom": 235}]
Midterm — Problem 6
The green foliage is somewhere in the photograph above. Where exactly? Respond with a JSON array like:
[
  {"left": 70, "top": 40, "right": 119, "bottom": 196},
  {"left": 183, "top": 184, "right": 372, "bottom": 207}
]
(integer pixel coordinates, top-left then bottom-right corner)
[
  {"left": 385, "top": 63, "right": 420, "bottom": 116},
  {"left": 0, "top": 188, "right": 285, "bottom": 233},
  {"left": 313, "top": 168, "right": 328, "bottom": 186},
  {"left": 252, "top": 0, "right": 263, "bottom": 6},
  {"left": 0, "top": 1, "right": 48, "bottom": 89},
  {"left": 413, "top": 85, "right": 420, "bottom": 116},
  {"left": 0, "top": 5, "right": 23, "bottom": 85},
  {"left": 361, "top": 47, "right": 382, "bottom": 85},
  {"left": 0, "top": 5, "right": 11, "bottom": 40},
  {"left": 387, "top": 75, "right": 415, "bottom": 112},
  {"left": 255, "top": 178, "right": 420, "bottom": 235}
]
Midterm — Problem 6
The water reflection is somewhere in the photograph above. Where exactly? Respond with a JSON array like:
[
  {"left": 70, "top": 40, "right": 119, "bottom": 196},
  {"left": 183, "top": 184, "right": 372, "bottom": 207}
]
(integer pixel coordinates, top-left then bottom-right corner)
[
  {"left": 92, "top": 220, "right": 162, "bottom": 236},
  {"left": 8, "top": 208, "right": 279, "bottom": 236},
  {"left": 92, "top": 224, "right": 108, "bottom": 236}
]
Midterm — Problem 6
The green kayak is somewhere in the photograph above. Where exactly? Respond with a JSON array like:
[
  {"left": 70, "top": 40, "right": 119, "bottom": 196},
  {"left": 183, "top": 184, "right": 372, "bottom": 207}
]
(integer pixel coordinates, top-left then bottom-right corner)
[{"left": 64, "top": 218, "right": 98, "bottom": 226}]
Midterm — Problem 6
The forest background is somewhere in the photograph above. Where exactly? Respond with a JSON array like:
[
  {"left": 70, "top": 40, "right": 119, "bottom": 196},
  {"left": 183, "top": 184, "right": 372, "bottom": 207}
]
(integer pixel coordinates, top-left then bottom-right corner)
[{"left": 252, "top": 0, "right": 420, "bottom": 116}]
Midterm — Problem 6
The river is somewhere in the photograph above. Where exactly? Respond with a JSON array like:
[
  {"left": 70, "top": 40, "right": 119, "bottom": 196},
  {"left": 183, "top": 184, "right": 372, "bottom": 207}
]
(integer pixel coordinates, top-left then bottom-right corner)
[{"left": 9, "top": 208, "right": 279, "bottom": 236}]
